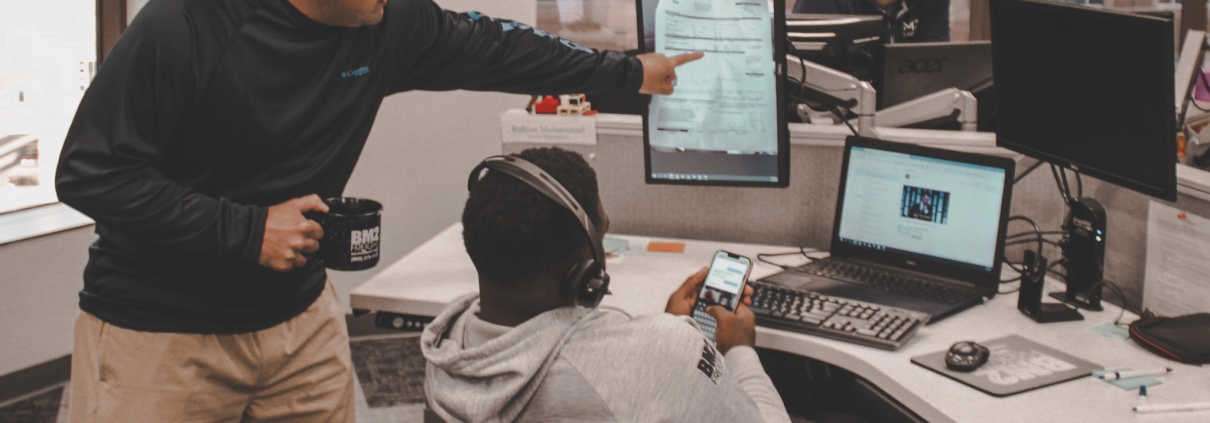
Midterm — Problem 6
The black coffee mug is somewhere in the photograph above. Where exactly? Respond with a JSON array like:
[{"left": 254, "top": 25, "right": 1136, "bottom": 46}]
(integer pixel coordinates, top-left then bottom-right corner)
[{"left": 305, "top": 197, "right": 383, "bottom": 271}]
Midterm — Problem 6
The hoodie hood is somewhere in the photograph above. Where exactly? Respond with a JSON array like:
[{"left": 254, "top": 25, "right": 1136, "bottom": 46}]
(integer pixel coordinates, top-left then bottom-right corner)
[{"left": 421, "top": 293, "right": 608, "bottom": 423}]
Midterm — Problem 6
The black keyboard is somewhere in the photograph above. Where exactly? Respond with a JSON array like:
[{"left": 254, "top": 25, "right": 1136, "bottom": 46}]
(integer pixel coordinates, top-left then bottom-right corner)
[
  {"left": 797, "top": 260, "right": 978, "bottom": 305},
  {"left": 749, "top": 281, "right": 930, "bottom": 350}
]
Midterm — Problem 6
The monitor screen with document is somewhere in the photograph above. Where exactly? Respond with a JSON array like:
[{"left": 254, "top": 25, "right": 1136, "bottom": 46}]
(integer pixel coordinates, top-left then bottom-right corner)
[
  {"left": 835, "top": 142, "right": 1009, "bottom": 273},
  {"left": 637, "top": 0, "right": 790, "bottom": 187}
]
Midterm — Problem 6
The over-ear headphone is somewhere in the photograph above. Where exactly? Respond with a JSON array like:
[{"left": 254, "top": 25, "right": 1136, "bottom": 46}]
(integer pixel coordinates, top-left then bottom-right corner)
[{"left": 467, "top": 155, "right": 611, "bottom": 308}]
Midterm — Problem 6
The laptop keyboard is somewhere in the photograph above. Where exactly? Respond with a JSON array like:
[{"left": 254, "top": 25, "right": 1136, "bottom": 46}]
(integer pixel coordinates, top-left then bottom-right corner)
[{"left": 797, "top": 260, "right": 979, "bottom": 305}]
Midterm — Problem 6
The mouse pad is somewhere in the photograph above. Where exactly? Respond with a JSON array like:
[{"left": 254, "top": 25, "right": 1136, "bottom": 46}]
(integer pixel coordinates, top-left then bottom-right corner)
[{"left": 910, "top": 334, "right": 1101, "bottom": 397}]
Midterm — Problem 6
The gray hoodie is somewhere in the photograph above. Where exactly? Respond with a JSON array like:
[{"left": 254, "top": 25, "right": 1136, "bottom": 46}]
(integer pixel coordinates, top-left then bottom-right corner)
[{"left": 422, "top": 294, "right": 791, "bottom": 423}]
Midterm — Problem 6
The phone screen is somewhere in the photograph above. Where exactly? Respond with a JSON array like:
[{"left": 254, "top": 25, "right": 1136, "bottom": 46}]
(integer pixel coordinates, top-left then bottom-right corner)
[{"left": 699, "top": 251, "right": 752, "bottom": 312}]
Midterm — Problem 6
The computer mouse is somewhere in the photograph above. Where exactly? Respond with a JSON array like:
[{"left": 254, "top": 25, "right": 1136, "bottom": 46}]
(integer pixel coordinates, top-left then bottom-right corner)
[{"left": 945, "top": 341, "right": 990, "bottom": 372}]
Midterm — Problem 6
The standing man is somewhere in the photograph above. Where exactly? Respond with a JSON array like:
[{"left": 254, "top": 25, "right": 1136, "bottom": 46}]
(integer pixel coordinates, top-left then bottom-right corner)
[
  {"left": 794, "top": 0, "right": 950, "bottom": 43},
  {"left": 55, "top": 0, "right": 699, "bottom": 421}
]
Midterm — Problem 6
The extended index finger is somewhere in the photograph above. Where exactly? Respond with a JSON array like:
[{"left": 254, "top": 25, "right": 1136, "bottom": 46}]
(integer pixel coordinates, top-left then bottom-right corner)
[{"left": 670, "top": 52, "right": 704, "bottom": 66}]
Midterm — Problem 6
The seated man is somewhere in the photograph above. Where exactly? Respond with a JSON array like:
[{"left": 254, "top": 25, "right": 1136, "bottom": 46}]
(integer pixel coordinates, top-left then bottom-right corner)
[
  {"left": 794, "top": 0, "right": 950, "bottom": 43},
  {"left": 422, "top": 147, "right": 790, "bottom": 422}
]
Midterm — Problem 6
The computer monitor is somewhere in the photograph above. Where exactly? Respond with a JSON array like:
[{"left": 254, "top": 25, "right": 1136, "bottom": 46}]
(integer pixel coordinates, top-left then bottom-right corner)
[
  {"left": 636, "top": 0, "right": 790, "bottom": 186},
  {"left": 785, "top": 14, "right": 883, "bottom": 81},
  {"left": 990, "top": 0, "right": 1177, "bottom": 201}
]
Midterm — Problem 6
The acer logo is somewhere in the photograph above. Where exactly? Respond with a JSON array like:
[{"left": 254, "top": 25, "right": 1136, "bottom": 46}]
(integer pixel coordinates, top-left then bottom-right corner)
[
  {"left": 906, "top": 260, "right": 917, "bottom": 267},
  {"left": 898, "top": 58, "right": 948, "bottom": 74}
]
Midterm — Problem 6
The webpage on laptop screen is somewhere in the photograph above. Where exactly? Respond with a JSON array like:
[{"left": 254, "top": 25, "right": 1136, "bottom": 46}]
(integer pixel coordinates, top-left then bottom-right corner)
[{"left": 837, "top": 146, "right": 1005, "bottom": 271}]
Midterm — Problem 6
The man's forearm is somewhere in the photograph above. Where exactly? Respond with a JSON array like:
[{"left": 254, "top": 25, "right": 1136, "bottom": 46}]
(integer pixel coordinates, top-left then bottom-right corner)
[{"left": 391, "top": 3, "right": 644, "bottom": 95}]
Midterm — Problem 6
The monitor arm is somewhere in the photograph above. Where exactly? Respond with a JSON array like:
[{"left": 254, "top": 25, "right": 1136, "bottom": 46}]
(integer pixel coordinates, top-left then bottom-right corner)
[
  {"left": 786, "top": 54, "right": 878, "bottom": 137},
  {"left": 875, "top": 88, "right": 979, "bottom": 131}
]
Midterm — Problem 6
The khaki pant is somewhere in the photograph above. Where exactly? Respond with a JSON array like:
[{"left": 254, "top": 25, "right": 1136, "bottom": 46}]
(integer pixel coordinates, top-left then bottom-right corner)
[{"left": 70, "top": 281, "right": 354, "bottom": 423}]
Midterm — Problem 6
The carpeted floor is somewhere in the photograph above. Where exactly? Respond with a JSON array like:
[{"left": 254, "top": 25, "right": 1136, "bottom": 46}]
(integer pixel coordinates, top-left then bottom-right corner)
[
  {"left": 351, "top": 335, "right": 429, "bottom": 408},
  {"left": 0, "top": 332, "right": 428, "bottom": 423}
]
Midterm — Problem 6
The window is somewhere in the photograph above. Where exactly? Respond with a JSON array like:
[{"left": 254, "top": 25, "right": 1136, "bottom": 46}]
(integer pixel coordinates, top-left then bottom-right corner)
[
  {"left": 0, "top": 1, "right": 98, "bottom": 214},
  {"left": 535, "top": 0, "right": 640, "bottom": 51}
]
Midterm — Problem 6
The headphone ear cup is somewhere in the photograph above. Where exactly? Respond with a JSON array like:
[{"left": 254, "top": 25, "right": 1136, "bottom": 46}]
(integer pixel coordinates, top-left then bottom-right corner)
[
  {"left": 583, "top": 271, "right": 610, "bottom": 308},
  {"left": 565, "top": 259, "right": 594, "bottom": 307},
  {"left": 566, "top": 258, "right": 610, "bottom": 308}
]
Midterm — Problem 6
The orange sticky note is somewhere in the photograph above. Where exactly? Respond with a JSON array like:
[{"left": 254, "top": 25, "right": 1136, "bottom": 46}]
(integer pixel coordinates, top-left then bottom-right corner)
[{"left": 647, "top": 241, "right": 685, "bottom": 253}]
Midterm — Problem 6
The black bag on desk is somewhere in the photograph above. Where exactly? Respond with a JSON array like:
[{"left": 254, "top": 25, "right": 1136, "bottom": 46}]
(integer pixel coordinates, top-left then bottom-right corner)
[{"left": 1129, "top": 313, "right": 1210, "bottom": 364}]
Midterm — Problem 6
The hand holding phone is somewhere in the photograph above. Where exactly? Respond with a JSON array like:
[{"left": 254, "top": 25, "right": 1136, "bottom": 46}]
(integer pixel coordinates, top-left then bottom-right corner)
[
  {"left": 706, "top": 303, "right": 756, "bottom": 355},
  {"left": 692, "top": 251, "right": 753, "bottom": 343}
]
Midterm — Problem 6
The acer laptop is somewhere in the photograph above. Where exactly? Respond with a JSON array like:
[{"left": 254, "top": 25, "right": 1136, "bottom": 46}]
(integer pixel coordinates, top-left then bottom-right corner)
[{"left": 757, "top": 136, "right": 1014, "bottom": 322}]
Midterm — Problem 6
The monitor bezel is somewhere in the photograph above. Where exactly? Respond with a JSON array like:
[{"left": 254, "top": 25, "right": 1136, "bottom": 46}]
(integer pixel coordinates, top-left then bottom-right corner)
[
  {"left": 989, "top": 0, "right": 1177, "bottom": 202},
  {"left": 636, "top": 0, "right": 791, "bottom": 188}
]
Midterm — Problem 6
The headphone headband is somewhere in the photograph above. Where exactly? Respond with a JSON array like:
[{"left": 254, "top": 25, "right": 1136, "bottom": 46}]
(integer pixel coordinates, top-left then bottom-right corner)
[{"left": 467, "top": 155, "right": 607, "bottom": 284}]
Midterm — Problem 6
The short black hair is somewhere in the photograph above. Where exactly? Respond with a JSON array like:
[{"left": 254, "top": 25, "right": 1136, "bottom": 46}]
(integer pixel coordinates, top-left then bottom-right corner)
[{"left": 462, "top": 147, "right": 601, "bottom": 288}]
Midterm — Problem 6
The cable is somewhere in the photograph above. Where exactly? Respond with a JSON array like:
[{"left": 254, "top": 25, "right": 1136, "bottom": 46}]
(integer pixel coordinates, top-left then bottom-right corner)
[
  {"left": 1074, "top": 169, "right": 1083, "bottom": 199},
  {"left": 1192, "top": 98, "right": 1210, "bottom": 112},
  {"left": 786, "top": 39, "right": 859, "bottom": 136},
  {"left": 756, "top": 247, "right": 822, "bottom": 270},
  {"left": 1092, "top": 280, "right": 1133, "bottom": 326},
  {"left": 1007, "top": 230, "right": 1067, "bottom": 239},
  {"left": 829, "top": 105, "right": 859, "bottom": 136},
  {"left": 1005, "top": 238, "right": 1063, "bottom": 249},
  {"left": 1050, "top": 164, "right": 1073, "bottom": 204},
  {"left": 1007, "top": 216, "right": 1044, "bottom": 259},
  {"left": 786, "top": 39, "right": 811, "bottom": 124},
  {"left": 1060, "top": 166, "right": 1074, "bottom": 202}
]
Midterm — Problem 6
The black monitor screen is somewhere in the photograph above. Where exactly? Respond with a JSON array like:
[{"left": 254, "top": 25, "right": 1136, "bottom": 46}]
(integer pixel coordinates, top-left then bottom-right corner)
[
  {"left": 636, "top": 0, "right": 790, "bottom": 187},
  {"left": 990, "top": 0, "right": 1176, "bottom": 201}
]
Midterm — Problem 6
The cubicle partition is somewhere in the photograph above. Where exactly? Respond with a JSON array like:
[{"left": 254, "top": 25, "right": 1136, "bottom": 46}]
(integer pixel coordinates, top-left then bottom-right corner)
[{"left": 503, "top": 114, "right": 1210, "bottom": 311}]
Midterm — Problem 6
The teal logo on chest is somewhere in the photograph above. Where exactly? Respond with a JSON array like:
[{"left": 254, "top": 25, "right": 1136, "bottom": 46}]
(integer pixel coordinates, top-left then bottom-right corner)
[{"left": 341, "top": 66, "right": 370, "bottom": 78}]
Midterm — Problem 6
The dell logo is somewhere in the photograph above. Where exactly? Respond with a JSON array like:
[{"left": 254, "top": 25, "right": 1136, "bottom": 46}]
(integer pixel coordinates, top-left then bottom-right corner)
[
  {"left": 898, "top": 58, "right": 948, "bottom": 74},
  {"left": 906, "top": 260, "right": 917, "bottom": 267}
]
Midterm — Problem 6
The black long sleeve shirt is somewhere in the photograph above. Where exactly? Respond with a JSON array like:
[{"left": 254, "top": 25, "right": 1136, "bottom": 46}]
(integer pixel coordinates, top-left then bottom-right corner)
[{"left": 55, "top": 0, "right": 643, "bottom": 334}]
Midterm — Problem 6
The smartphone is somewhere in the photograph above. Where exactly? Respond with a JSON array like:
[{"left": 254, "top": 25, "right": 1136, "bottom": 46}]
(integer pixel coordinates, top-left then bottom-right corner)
[{"left": 692, "top": 250, "right": 753, "bottom": 342}]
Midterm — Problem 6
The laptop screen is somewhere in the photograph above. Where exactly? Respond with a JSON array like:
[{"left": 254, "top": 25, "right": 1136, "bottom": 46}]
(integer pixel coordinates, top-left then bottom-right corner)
[{"left": 836, "top": 145, "right": 1007, "bottom": 272}]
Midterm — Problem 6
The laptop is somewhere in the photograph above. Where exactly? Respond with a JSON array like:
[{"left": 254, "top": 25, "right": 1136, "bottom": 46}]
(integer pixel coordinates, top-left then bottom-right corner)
[{"left": 758, "top": 136, "right": 1014, "bottom": 322}]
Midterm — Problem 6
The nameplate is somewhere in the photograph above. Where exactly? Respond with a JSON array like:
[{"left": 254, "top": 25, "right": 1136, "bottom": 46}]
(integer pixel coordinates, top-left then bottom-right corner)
[{"left": 500, "top": 109, "right": 596, "bottom": 145}]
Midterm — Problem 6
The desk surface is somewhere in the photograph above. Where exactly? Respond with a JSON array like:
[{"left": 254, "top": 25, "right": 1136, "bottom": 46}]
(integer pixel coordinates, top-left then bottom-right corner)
[{"left": 352, "top": 224, "right": 1210, "bottom": 423}]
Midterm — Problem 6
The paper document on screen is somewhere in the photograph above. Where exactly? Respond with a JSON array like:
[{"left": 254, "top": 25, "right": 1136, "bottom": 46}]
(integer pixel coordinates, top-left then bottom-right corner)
[
  {"left": 648, "top": 0, "right": 777, "bottom": 153},
  {"left": 1143, "top": 201, "right": 1210, "bottom": 316}
]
